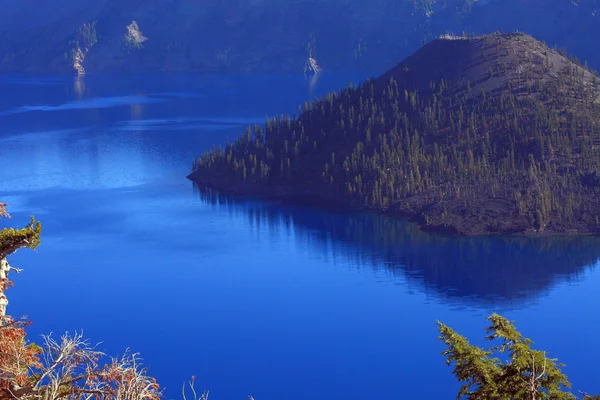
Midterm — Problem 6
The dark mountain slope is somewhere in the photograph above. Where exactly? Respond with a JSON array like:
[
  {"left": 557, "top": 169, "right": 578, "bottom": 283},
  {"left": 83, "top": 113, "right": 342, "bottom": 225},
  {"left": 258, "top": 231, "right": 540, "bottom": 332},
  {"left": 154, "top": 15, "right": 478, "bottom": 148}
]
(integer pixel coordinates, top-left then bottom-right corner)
[
  {"left": 0, "top": 0, "right": 598, "bottom": 75},
  {"left": 188, "top": 33, "right": 600, "bottom": 236},
  {"left": 378, "top": 32, "right": 596, "bottom": 100}
]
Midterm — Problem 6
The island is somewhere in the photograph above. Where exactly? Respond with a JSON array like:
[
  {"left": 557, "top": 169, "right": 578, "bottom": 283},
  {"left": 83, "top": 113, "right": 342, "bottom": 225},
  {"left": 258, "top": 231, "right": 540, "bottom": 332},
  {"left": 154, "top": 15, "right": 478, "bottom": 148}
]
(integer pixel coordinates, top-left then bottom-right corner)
[{"left": 188, "top": 33, "right": 600, "bottom": 236}]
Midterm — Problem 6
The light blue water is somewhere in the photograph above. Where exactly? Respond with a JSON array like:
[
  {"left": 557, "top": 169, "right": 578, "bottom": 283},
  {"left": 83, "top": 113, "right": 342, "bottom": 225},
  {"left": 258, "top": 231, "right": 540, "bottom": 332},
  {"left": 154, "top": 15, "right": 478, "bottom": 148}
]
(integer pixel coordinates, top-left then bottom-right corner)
[{"left": 1, "top": 74, "right": 599, "bottom": 399}]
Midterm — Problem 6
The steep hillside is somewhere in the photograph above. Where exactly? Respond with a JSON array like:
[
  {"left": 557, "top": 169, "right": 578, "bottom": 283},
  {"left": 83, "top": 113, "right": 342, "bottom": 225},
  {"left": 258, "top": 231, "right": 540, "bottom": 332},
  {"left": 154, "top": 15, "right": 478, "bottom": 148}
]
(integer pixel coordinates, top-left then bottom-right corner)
[
  {"left": 189, "top": 33, "right": 600, "bottom": 236},
  {"left": 0, "top": 0, "right": 598, "bottom": 75}
]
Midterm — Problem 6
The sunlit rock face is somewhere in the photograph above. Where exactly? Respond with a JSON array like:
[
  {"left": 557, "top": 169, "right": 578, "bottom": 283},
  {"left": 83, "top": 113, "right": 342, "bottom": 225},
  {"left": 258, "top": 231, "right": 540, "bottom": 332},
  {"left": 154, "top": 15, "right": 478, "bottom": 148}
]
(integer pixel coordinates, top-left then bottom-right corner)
[
  {"left": 0, "top": 0, "right": 598, "bottom": 74},
  {"left": 304, "top": 57, "right": 321, "bottom": 75}
]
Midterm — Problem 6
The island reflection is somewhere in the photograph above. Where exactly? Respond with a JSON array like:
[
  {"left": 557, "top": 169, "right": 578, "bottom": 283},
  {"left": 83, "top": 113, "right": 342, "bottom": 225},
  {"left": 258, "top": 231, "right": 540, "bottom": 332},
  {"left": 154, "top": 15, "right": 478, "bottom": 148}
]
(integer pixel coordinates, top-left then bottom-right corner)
[{"left": 195, "top": 186, "right": 600, "bottom": 308}]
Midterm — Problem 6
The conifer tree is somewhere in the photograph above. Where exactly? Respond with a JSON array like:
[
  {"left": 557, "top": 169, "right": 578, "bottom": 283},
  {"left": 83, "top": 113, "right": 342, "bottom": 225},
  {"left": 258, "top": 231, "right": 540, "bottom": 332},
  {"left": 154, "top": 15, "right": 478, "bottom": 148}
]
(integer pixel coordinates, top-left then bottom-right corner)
[{"left": 438, "top": 314, "right": 587, "bottom": 399}]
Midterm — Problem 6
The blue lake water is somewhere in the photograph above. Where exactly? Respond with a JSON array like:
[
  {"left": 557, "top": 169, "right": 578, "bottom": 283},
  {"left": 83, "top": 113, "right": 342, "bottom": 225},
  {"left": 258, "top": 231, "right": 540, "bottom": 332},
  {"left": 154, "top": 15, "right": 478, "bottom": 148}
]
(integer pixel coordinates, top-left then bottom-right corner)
[{"left": 1, "top": 73, "right": 600, "bottom": 399}]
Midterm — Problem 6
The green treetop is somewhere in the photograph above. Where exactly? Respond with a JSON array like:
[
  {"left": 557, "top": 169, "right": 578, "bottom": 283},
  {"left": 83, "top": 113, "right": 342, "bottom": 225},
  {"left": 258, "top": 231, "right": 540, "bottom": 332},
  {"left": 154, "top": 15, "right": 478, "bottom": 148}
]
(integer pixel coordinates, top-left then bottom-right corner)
[{"left": 438, "top": 313, "right": 598, "bottom": 399}]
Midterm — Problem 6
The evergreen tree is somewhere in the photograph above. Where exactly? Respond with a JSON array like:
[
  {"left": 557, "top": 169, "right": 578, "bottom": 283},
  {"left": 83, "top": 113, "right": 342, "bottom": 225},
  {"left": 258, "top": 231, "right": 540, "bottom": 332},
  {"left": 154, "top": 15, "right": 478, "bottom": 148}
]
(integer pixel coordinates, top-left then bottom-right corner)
[{"left": 438, "top": 314, "right": 598, "bottom": 399}]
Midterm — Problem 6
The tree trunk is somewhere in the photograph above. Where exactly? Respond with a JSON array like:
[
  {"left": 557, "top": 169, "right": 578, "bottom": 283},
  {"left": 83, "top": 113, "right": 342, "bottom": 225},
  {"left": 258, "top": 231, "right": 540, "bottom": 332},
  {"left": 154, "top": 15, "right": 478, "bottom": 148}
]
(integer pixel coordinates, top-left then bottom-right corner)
[{"left": 0, "top": 257, "right": 11, "bottom": 318}]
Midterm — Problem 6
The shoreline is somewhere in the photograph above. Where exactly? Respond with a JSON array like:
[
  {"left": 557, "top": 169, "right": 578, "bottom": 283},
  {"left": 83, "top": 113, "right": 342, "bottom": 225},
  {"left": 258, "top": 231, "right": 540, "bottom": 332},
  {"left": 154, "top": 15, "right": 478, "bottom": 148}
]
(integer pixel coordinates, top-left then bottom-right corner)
[{"left": 187, "top": 172, "right": 600, "bottom": 238}]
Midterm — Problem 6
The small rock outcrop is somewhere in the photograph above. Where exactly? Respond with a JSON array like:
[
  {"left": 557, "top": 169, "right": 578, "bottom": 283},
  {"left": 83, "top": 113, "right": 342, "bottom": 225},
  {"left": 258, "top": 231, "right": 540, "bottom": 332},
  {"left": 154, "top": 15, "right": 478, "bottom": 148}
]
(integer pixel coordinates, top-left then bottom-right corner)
[
  {"left": 122, "top": 20, "right": 148, "bottom": 52},
  {"left": 71, "top": 47, "right": 86, "bottom": 76},
  {"left": 66, "top": 21, "right": 98, "bottom": 76},
  {"left": 303, "top": 57, "right": 321, "bottom": 75}
]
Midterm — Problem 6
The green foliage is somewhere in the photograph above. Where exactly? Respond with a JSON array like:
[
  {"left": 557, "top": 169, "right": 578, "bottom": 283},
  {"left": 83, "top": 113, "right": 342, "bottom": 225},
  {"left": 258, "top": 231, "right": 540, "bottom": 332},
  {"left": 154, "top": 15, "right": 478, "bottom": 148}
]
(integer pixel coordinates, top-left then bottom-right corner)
[
  {"left": 0, "top": 216, "right": 42, "bottom": 260},
  {"left": 438, "top": 314, "right": 575, "bottom": 399}
]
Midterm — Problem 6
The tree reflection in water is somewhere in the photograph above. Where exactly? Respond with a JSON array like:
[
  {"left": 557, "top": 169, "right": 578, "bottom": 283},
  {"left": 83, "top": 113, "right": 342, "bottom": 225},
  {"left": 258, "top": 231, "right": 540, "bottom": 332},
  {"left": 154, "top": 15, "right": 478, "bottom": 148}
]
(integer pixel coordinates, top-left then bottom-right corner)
[{"left": 195, "top": 185, "right": 600, "bottom": 308}]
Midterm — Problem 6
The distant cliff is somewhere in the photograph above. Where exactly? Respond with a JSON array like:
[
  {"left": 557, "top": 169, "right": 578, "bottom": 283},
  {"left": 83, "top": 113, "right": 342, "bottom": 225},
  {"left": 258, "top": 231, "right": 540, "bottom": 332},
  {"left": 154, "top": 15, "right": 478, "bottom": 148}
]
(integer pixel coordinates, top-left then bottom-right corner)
[{"left": 0, "top": 0, "right": 598, "bottom": 75}]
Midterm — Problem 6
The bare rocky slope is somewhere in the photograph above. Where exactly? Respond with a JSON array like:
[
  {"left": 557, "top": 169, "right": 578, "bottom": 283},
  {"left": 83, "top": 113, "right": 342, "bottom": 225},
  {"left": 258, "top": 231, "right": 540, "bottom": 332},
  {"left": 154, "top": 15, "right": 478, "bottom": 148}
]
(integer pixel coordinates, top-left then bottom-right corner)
[
  {"left": 0, "top": 0, "right": 599, "bottom": 75},
  {"left": 189, "top": 33, "right": 600, "bottom": 236}
]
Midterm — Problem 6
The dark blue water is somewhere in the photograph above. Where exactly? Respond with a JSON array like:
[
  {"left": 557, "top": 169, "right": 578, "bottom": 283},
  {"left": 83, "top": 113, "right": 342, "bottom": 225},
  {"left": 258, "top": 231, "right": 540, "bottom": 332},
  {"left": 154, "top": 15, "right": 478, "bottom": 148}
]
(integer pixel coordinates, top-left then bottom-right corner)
[{"left": 1, "top": 73, "right": 600, "bottom": 399}]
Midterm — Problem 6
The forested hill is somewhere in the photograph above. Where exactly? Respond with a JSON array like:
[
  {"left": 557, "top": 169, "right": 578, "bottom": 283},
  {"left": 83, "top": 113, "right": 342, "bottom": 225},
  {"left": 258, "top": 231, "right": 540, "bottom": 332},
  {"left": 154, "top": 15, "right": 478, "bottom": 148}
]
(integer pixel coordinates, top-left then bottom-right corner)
[{"left": 188, "top": 33, "right": 600, "bottom": 236}]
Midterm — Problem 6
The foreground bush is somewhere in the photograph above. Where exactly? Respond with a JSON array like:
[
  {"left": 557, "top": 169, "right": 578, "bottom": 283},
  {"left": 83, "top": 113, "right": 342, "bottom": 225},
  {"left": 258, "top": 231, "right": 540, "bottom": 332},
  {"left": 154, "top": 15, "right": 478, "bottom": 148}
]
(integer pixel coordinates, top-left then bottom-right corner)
[{"left": 0, "top": 203, "right": 163, "bottom": 400}]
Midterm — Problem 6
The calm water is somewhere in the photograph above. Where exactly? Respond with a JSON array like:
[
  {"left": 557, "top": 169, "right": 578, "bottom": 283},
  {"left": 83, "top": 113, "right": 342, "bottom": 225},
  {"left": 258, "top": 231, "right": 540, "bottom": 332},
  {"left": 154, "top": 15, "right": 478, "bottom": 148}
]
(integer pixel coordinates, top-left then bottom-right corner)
[{"left": 1, "top": 74, "right": 600, "bottom": 399}]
